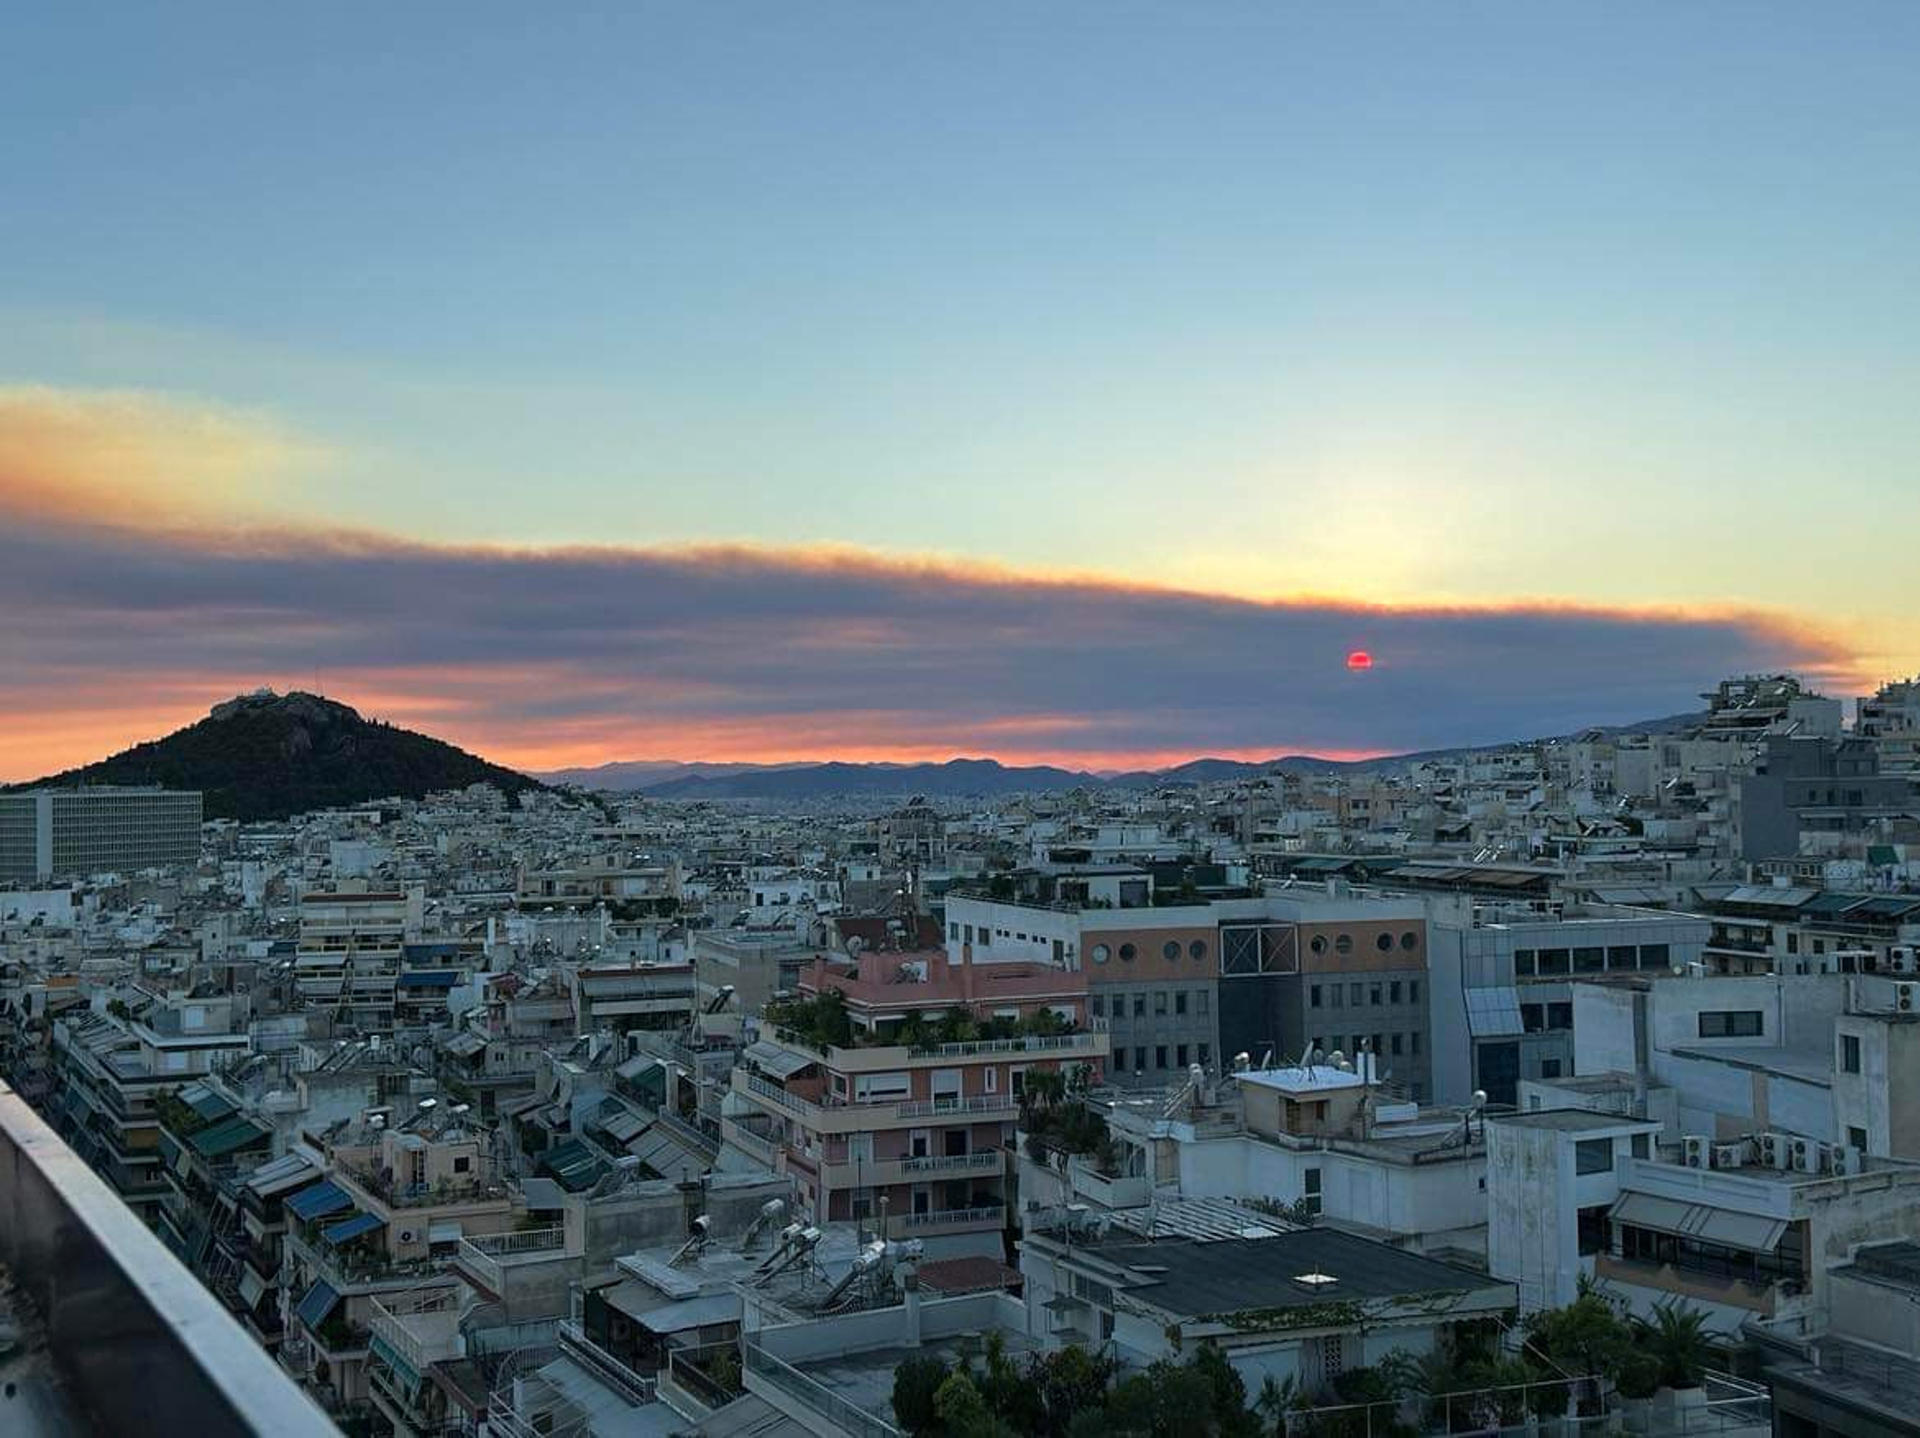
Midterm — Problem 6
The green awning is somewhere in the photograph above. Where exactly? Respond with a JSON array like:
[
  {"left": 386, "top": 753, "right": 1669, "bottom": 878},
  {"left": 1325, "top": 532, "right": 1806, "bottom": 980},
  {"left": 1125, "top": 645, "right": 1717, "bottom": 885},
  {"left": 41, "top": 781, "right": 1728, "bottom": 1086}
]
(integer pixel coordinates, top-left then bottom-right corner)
[{"left": 188, "top": 1115, "right": 271, "bottom": 1157}]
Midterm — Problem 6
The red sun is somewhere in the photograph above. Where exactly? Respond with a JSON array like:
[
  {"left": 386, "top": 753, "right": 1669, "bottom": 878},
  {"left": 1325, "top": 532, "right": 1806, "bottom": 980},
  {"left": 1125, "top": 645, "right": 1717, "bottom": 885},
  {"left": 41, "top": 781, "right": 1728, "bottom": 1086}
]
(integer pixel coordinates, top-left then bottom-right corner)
[{"left": 1346, "top": 650, "right": 1374, "bottom": 672}]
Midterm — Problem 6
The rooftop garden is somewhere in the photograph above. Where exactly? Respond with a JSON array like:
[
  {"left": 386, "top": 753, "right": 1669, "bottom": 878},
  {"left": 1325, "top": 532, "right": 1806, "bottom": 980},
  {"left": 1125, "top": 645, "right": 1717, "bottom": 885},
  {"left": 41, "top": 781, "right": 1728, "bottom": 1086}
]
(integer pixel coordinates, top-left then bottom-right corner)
[
  {"left": 1019, "top": 1068, "right": 1116, "bottom": 1172},
  {"left": 764, "top": 989, "right": 1082, "bottom": 1053}
]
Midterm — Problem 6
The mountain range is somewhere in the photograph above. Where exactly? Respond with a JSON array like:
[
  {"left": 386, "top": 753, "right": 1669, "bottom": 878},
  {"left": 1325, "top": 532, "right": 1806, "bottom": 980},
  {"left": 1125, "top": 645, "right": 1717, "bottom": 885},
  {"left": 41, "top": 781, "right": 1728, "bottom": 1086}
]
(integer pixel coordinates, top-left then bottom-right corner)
[
  {"left": 13, "top": 691, "right": 547, "bottom": 822},
  {"left": 535, "top": 711, "right": 1704, "bottom": 799}
]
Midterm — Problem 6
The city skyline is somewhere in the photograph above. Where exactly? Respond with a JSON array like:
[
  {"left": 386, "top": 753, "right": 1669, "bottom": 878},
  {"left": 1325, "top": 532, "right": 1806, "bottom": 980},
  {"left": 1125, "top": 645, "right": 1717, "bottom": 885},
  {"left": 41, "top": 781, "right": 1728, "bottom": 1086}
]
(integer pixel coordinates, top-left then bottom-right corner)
[{"left": 6, "top": 4, "right": 1918, "bottom": 775}]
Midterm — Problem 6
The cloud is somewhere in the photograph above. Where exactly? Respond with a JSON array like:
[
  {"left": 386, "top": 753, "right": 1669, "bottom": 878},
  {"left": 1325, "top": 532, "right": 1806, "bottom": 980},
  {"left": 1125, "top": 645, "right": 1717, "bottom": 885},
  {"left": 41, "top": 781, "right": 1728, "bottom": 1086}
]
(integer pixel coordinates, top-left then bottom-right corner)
[{"left": 0, "top": 387, "right": 1863, "bottom": 778}]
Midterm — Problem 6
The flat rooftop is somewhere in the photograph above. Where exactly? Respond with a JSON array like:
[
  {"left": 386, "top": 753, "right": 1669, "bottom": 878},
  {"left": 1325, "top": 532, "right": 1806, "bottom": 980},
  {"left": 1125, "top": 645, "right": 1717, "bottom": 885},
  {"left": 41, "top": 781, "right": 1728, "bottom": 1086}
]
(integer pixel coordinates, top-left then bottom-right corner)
[
  {"left": 1495, "top": 1109, "right": 1658, "bottom": 1133},
  {"left": 799, "top": 1332, "right": 1047, "bottom": 1429},
  {"left": 1235, "top": 1065, "right": 1367, "bottom": 1096}
]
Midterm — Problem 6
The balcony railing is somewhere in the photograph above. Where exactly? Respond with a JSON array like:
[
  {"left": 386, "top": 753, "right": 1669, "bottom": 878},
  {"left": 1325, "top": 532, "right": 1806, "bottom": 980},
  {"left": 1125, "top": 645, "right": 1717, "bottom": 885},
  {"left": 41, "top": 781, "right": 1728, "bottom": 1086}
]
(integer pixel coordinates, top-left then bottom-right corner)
[
  {"left": 456, "top": 1226, "right": 571, "bottom": 1296},
  {"left": 557, "top": 1319, "right": 657, "bottom": 1406},
  {"left": 0, "top": 1082, "right": 340, "bottom": 1437},
  {"left": 745, "top": 1338, "right": 901, "bottom": 1438},
  {"left": 902, "top": 1204, "right": 1006, "bottom": 1232},
  {"left": 737, "top": 1071, "right": 1020, "bottom": 1126}
]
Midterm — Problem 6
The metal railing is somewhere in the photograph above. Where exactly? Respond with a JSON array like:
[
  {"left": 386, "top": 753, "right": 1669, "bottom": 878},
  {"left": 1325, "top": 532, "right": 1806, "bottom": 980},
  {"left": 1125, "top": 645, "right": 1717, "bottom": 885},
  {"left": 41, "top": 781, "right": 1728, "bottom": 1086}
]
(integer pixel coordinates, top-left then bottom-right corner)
[
  {"left": 744, "top": 1338, "right": 901, "bottom": 1438},
  {"left": 557, "top": 1319, "right": 657, "bottom": 1406},
  {"left": 903, "top": 1204, "right": 1005, "bottom": 1231},
  {"left": 462, "top": 1224, "right": 568, "bottom": 1257}
]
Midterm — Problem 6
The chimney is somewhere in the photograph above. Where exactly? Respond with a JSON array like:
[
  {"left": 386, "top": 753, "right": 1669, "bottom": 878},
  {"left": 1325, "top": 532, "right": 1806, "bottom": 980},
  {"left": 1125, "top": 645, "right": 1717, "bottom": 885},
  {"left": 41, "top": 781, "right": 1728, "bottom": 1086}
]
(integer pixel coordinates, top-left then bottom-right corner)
[{"left": 901, "top": 1266, "right": 923, "bottom": 1347}]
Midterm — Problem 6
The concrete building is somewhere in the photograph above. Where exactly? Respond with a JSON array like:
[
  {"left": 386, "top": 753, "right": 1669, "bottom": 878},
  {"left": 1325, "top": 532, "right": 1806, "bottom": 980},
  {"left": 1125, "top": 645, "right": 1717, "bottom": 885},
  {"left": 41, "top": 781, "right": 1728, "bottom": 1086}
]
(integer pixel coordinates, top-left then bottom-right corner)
[{"left": 0, "top": 787, "right": 202, "bottom": 883}]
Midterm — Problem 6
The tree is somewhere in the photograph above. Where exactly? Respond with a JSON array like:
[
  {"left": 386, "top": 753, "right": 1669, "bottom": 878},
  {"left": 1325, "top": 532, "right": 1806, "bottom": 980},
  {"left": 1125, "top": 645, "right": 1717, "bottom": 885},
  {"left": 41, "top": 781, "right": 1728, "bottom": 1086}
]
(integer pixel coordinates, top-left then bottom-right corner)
[
  {"left": 893, "top": 1354, "right": 951, "bottom": 1435},
  {"left": 1636, "top": 1303, "right": 1711, "bottom": 1391},
  {"left": 1254, "top": 1374, "right": 1304, "bottom": 1436},
  {"left": 933, "top": 1371, "right": 1018, "bottom": 1438}
]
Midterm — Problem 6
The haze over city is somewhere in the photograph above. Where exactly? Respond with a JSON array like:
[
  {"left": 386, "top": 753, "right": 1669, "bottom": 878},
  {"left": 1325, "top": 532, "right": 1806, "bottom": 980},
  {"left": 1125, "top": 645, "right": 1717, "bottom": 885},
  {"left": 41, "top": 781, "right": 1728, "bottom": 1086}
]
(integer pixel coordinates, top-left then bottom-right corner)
[{"left": 5, "top": 3, "right": 1917, "bottom": 776}]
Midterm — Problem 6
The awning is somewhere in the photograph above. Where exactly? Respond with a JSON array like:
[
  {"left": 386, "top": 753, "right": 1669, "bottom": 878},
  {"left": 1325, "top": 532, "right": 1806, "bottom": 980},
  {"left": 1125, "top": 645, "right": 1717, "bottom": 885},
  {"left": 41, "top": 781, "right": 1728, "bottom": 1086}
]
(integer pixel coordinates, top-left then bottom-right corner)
[
  {"left": 294, "top": 1279, "right": 341, "bottom": 1330},
  {"left": 176, "top": 1081, "right": 238, "bottom": 1123},
  {"left": 189, "top": 1115, "right": 270, "bottom": 1157},
  {"left": 628, "top": 1124, "right": 707, "bottom": 1181},
  {"left": 597, "top": 1105, "right": 649, "bottom": 1144},
  {"left": 743, "top": 1040, "right": 815, "bottom": 1080},
  {"left": 443, "top": 1030, "right": 487, "bottom": 1058},
  {"left": 1464, "top": 986, "right": 1525, "bottom": 1037},
  {"left": 428, "top": 1220, "right": 464, "bottom": 1245},
  {"left": 246, "top": 1152, "right": 319, "bottom": 1198},
  {"left": 400, "top": 969, "right": 461, "bottom": 988},
  {"left": 238, "top": 1266, "right": 268, "bottom": 1310},
  {"left": 542, "top": 1139, "right": 605, "bottom": 1192},
  {"left": 286, "top": 1180, "right": 354, "bottom": 1221},
  {"left": 518, "top": 1177, "right": 568, "bottom": 1211},
  {"left": 322, "top": 1211, "right": 385, "bottom": 1245},
  {"left": 1610, "top": 1192, "right": 1787, "bottom": 1252}
]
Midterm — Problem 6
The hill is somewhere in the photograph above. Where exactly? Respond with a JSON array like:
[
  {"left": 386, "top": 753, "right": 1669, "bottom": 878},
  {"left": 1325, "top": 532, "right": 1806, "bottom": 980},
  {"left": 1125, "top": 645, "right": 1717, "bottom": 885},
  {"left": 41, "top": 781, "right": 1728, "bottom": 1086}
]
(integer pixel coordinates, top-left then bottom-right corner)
[{"left": 18, "top": 691, "right": 546, "bottom": 822}]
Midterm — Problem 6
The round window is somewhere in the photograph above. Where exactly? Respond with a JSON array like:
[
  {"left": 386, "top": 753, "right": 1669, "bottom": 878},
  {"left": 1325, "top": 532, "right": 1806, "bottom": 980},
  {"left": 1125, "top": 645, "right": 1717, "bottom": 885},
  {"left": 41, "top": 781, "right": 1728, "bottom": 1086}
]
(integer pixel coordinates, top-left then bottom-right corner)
[
  {"left": 1400, "top": 931, "right": 1419, "bottom": 951},
  {"left": 1188, "top": 939, "right": 1207, "bottom": 961},
  {"left": 1162, "top": 941, "right": 1181, "bottom": 962},
  {"left": 1309, "top": 935, "right": 1328, "bottom": 955},
  {"left": 1335, "top": 934, "right": 1353, "bottom": 955},
  {"left": 1376, "top": 932, "right": 1394, "bottom": 953},
  {"left": 1090, "top": 944, "right": 1110, "bottom": 964},
  {"left": 1119, "top": 943, "right": 1137, "bottom": 962}
]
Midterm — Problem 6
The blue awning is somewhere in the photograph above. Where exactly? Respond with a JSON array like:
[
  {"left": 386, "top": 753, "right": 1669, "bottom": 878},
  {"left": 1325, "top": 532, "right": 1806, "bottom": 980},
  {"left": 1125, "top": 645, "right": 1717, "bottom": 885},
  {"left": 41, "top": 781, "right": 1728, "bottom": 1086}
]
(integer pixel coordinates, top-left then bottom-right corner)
[
  {"left": 286, "top": 1180, "right": 353, "bottom": 1221},
  {"left": 321, "top": 1211, "right": 385, "bottom": 1245},
  {"left": 294, "top": 1279, "right": 340, "bottom": 1330},
  {"left": 399, "top": 970, "right": 461, "bottom": 988}
]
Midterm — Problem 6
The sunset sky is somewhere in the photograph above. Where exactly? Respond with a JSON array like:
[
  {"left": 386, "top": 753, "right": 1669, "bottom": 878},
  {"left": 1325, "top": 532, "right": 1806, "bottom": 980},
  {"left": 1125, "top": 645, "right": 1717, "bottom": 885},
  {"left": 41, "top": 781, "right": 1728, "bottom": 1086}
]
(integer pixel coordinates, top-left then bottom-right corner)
[{"left": 5, "top": 4, "right": 1917, "bottom": 779}]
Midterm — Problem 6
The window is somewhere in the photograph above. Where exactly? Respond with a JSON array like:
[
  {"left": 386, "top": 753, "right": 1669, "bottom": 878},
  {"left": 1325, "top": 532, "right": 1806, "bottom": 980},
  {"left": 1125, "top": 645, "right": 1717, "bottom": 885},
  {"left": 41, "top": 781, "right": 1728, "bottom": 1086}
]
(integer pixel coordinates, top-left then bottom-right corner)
[
  {"left": 1389, "top": 981, "right": 1402, "bottom": 1004},
  {"left": 985, "top": 1068, "right": 997, "bottom": 1093},
  {"left": 1577, "top": 1205, "right": 1610, "bottom": 1256},
  {"left": 1196, "top": 990, "right": 1209, "bottom": 1015},
  {"left": 1376, "top": 932, "right": 1394, "bottom": 952},
  {"left": 1335, "top": 934, "right": 1354, "bottom": 955},
  {"left": 1521, "top": 1003, "right": 1545, "bottom": 1034},
  {"left": 964, "top": 925, "right": 975, "bottom": 944},
  {"left": 1133, "top": 994, "right": 1146, "bottom": 1017},
  {"left": 1540, "top": 1058, "right": 1563, "bottom": 1078},
  {"left": 453, "top": 1155, "right": 472, "bottom": 1174},
  {"left": 1154, "top": 992, "right": 1169, "bottom": 1016},
  {"left": 1175, "top": 992, "right": 1188, "bottom": 1016},
  {"left": 1310, "top": 985, "right": 1323, "bottom": 1009},
  {"left": 1849, "top": 1126, "right": 1868, "bottom": 1151},
  {"left": 1409, "top": 1032, "right": 1420, "bottom": 1055},
  {"left": 1309, "top": 935, "right": 1327, "bottom": 954},
  {"left": 1155, "top": 1045, "right": 1168, "bottom": 1069},
  {"left": 1302, "top": 1166, "right": 1323, "bottom": 1216},
  {"left": 1640, "top": 943, "right": 1670, "bottom": 969},
  {"left": 1697, "top": 1010, "right": 1764, "bottom": 1039},
  {"left": 1514, "top": 949, "right": 1537, "bottom": 977},
  {"left": 1369, "top": 984, "right": 1383, "bottom": 1007},
  {"left": 1349, "top": 983, "right": 1363, "bottom": 1004},
  {"left": 1119, "top": 943, "right": 1137, "bottom": 963},
  {"left": 1163, "top": 941, "right": 1181, "bottom": 961},
  {"left": 1574, "top": 946, "right": 1604, "bottom": 973},
  {"left": 1198, "top": 1044, "right": 1211, "bottom": 1066},
  {"left": 1089, "top": 994, "right": 1104, "bottom": 1018},
  {"left": 1547, "top": 1002, "right": 1573, "bottom": 1031},
  {"left": 1537, "top": 948, "right": 1571, "bottom": 976},
  {"left": 1176, "top": 1044, "right": 1189, "bottom": 1067},
  {"left": 1409, "top": 981, "right": 1420, "bottom": 1004},
  {"left": 1607, "top": 946, "right": 1637, "bottom": 969},
  {"left": 1188, "top": 940, "right": 1208, "bottom": 961},
  {"left": 949, "top": 922, "right": 960, "bottom": 941},
  {"left": 1390, "top": 1033, "right": 1403, "bottom": 1055},
  {"left": 1842, "top": 1034, "right": 1862, "bottom": 1073},
  {"left": 1400, "top": 931, "right": 1418, "bottom": 951},
  {"left": 1091, "top": 944, "right": 1110, "bottom": 964},
  {"left": 1630, "top": 1133, "right": 1650, "bottom": 1159},
  {"left": 1786, "top": 932, "right": 1799, "bottom": 955},
  {"left": 1329, "top": 986, "right": 1343, "bottom": 1009},
  {"left": 1113, "top": 1047, "right": 1127, "bottom": 1072},
  {"left": 1575, "top": 1139, "right": 1614, "bottom": 1175}
]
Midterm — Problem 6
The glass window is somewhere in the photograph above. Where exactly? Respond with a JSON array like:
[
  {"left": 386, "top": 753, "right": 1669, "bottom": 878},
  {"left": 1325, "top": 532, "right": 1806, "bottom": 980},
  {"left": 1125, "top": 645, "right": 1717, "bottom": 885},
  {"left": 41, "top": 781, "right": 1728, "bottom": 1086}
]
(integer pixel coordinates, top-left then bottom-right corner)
[
  {"left": 1176, "top": 1044, "right": 1188, "bottom": 1068},
  {"left": 1369, "top": 984, "right": 1383, "bottom": 1006},
  {"left": 1607, "top": 946, "right": 1637, "bottom": 969},
  {"left": 1302, "top": 1166, "right": 1323, "bottom": 1215},
  {"left": 1310, "top": 984, "right": 1322, "bottom": 1008},
  {"left": 1522, "top": 1003, "right": 1545, "bottom": 1034},
  {"left": 1540, "top": 1058, "right": 1563, "bottom": 1078},
  {"left": 1537, "top": 948, "right": 1571, "bottom": 976},
  {"left": 1154, "top": 1045, "right": 1168, "bottom": 1069},
  {"left": 1335, "top": 934, "right": 1354, "bottom": 955},
  {"left": 1390, "top": 1033, "right": 1403, "bottom": 1055},
  {"left": 1842, "top": 1034, "right": 1862, "bottom": 1073},
  {"left": 1640, "top": 943, "right": 1670, "bottom": 970},
  {"left": 1175, "top": 992, "right": 1188, "bottom": 1016},
  {"left": 1389, "top": 981, "right": 1402, "bottom": 1004},
  {"left": 1196, "top": 990, "right": 1209, "bottom": 1015},
  {"left": 1400, "top": 931, "right": 1419, "bottom": 951},
  {"left": 1309, "top": 935, "right": 1327, "bottom": 954},
  {"left": 1329, "top": 986, "right": 1343, "bottom": 1008},
  {"left": 1350, "top": 983, "right": 1363, "bottom": 1004},
  {"left": 1630, "top": 1133, "right": 1650, "bottom": 1159},
  {"left": 1154, "top": 992, "right": 1168, "bottom": 1016},
  {"left": 1547, "top": 1002, "right": 1573, "bottom": 1030},
  {"left": 1698, "top": 1010, "right": 1763, "bottom": 1039},
  {"left": 1090, "top": 943, "right": 1109, "bottom": 964},
  {"left": 1409, "top": 981, "right": 1421, "bottom": 1004},
  {"left": 1089, "top": 994, "right": 1103, "bottom": 1018},
  {"left": 1849, "top": 1125, "right": 1867, "bottom": 1151},
  {"left": 1198, "top": 1044, "right": 1211, "bottom": 1066},
  {"left": 1575, "top": 1139, "right": 1614, "bottom": 1175},
  {"left": 1574, "top": 947, "right": 1604, "bottom": 973},
  {"left": 1514, "top": 949, "right": 1537, "bottom": 977},
  {"left": 1119, "top": 943, "right": 1137, "bottom": 962},
  {"left": 1188, "top": 939, "right": 1207, "bottom": 961},
  {"left": 1410, "top": 1032, "right": 1420, "bottom": 1055},
  {"left": 1133, "top": 994, "right": 1146, "bottom": 1017},
  {"left": 1112, "top": 1047, "right": 1127, "bottom": 1072},
  {"left": 1376, "top": 932, "right": 1394, "bottom": 952}
]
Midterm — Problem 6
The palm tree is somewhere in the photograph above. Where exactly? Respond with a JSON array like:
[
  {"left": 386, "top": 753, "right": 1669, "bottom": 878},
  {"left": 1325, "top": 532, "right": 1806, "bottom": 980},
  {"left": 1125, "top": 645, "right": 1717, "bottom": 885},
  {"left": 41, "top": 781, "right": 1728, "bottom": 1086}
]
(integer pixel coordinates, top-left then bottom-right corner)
[
  {"left": 1254, "top": 1373, "right": 1302, "bottom": 1436},
  {"left": 1636, "top": 1304, "right": 1712, "bottom": 1391}
]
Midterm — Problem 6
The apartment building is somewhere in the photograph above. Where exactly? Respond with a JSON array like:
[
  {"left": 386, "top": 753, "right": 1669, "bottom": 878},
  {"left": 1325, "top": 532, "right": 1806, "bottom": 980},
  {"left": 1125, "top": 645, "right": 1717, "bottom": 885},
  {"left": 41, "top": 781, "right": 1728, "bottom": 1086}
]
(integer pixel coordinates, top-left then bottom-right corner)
[
  {"left": 723, "top": 947, "right": 1105, "bottom": 1251},
  {"left": 293, "top": 886, "right": 421, "bottom": 1034},
  {"left": 0, "top": 787, "right": 203, "bottom": 883}
]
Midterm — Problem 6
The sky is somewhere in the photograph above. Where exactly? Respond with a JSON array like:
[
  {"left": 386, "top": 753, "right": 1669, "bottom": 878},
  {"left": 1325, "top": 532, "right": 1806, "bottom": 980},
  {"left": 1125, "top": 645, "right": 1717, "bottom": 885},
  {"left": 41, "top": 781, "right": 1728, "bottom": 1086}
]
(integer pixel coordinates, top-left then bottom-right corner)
[{"left": 3, "top": 4, "right": 1917, "bottom": 778}]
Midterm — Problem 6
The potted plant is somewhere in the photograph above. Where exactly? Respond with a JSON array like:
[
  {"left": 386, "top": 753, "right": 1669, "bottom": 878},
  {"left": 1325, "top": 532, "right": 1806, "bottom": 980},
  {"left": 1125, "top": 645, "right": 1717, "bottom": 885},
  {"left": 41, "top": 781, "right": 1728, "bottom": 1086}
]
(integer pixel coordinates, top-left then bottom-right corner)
[
  {"left": 1637, "top": 1304, "right": 1711, "bottom": 1412},
  {"left": 1610, "top": 1350, "right": 1662, "bottom": 1434}
]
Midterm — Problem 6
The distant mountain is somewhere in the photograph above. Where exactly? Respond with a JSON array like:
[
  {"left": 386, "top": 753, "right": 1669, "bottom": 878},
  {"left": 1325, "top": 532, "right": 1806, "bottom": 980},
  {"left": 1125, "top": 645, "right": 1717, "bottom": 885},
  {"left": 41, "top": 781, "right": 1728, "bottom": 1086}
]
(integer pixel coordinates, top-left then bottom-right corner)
[
  {"left": 570, "top": 709, "right": 1712, "bottom": 800},
  {"left": 638, "top": 758, "right": 1105, "bottom": 800},
  {"left": 537, "top": 759, "right": 816, "bottom": 790},
  {"left": 17, "top": 691, "right": 546, "bottom": 822}
]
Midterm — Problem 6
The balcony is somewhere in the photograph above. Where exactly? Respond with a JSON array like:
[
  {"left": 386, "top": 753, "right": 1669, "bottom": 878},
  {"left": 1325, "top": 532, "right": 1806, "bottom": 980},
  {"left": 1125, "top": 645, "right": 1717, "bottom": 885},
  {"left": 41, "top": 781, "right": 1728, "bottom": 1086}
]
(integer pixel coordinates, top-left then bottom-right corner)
[
  {"left": 902, "top": 1203, "right": 1006, "bottom": 1234},
  {"left": 1594, "top": 1252, "right": 1791, "bottom": 1316},
  {"left": 732, "top": 1070, "right": 1021, "bottom": 1131},
  {"left": 820, "top": 1148, "right": 1005, "bottom": 1189},
  {"left": 0, "top": 1082, "right": 339, "bottom": 1436},
  {"left": 455, "top": 1225, "right": 570, "bottom": 1296},
  {"left": 720, "top": 1114, "right": 779, "bottom": 1166},
  {"left": 557, "top": 1319, "right": 658, "bottom": 1406},
  {"left": 369, "top": 1286, "right": 463, "bottom": 1376},
  {"left": 761, "top": 1026, "right": 1108, "bottom": 1074}
]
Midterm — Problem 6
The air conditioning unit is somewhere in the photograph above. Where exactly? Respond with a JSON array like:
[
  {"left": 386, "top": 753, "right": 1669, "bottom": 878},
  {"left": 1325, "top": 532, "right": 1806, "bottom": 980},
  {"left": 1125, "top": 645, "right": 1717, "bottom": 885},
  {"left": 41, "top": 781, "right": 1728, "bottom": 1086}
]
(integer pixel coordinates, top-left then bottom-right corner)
[
  {"left": 1790, "top": 1137, "right": 1818, "bottom": 1173},
  {"left": 1832, "top": 1145, "right": 1864, "bottom": 1176},
  {"left": 398, "top": 1227, "right": 417, "bottom": 1244},
  {"left": 1712, "top": 1141, "right": 1751, "bottom": 1170},
  {"left": 1683, "top": 1135, "right": 1711, "bottom": 1169},
  {"left": 1757, "top": 1133, "right": 1790, "bottom": 1170},
  {"left": 1893, "top": 946, "right": 1917, "bottom": 975}
]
